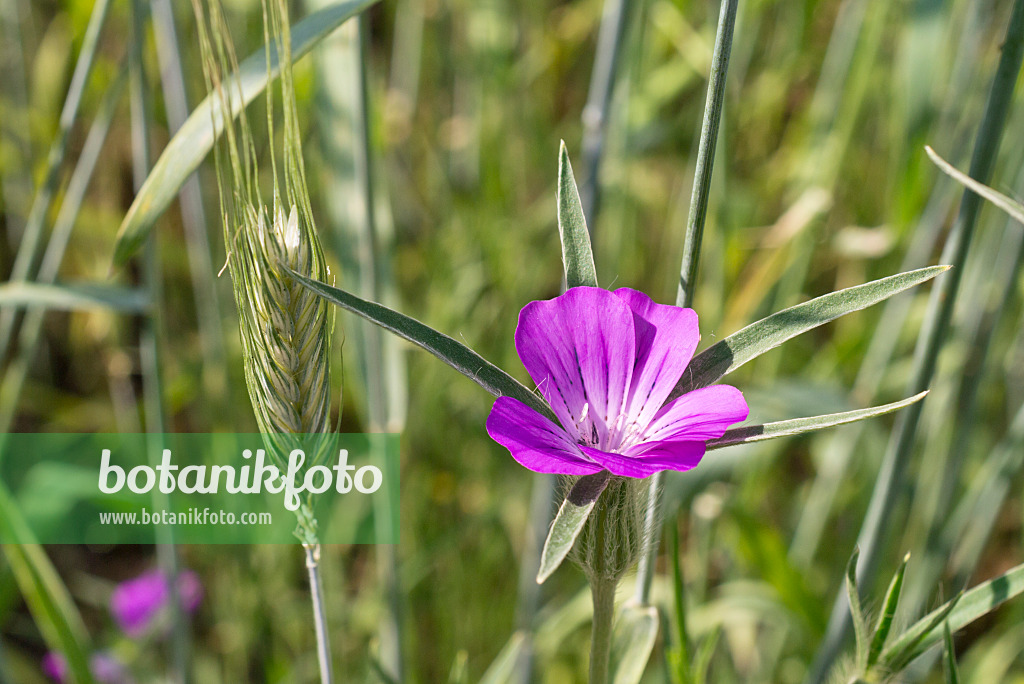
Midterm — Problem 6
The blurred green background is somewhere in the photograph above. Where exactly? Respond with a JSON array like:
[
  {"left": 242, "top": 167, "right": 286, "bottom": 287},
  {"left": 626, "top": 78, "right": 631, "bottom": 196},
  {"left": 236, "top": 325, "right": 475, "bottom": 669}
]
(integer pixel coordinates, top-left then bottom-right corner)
[{"left": 1, "top": 0, "right": 1023, "bottom": 682}]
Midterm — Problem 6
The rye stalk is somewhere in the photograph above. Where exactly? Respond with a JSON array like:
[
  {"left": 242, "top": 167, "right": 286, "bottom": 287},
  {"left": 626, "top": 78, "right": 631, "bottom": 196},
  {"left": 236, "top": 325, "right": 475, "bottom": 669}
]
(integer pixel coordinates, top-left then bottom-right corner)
[{"left": 192, "top": 1, "right": 336, "bottom": 680}]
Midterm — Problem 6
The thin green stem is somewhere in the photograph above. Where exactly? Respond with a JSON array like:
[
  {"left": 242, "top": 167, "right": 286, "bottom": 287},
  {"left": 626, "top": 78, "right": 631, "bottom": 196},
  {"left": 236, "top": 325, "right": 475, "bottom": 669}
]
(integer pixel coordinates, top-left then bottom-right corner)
[
  {"left": 807, "top": 2, "right": 1024, "bottom": 681},
  {"left": 579, "top": 0, "right": 630, "bottom": 226},
  {"left": 590, "top": 577, "right": 616, "bottom": 684},
  {"left": 129, "top": 3, "right": 190, "bottom": 681},
  {"left": 635, "top": 0, "right": 739, "bottom": 607},
  {"left": 150, "top": 0, "right": 228, "bottom": 408},
  {"left": 676, "top": 0, "right": 739, "bottom": 306},
  {"left": 305, "top": 544, "right": 335, "bottom": 684}
]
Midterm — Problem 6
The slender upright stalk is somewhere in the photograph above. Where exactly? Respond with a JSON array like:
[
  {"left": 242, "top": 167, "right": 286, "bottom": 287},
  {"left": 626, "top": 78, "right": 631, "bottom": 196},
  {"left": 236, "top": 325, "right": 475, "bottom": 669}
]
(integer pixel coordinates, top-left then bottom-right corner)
[
  {"left": 313, "top": 10, "right": 404, "bottom": 679},
  {"left": 305, "top": 544, "right": 335, "bottom": 684},
  {"left": 129, "top": 3, "right": 190, "bottom": 681},
  {"left": 579, "top": 0, "right": 630, "bottom": 226},
  {"left": 589, "top": 576, "right": 616, "bottom": 684},
  {"left": 635, "top": 0, "right": 739, "bottom": 606},
  {"left": 807, "top": 2, "right": 1024, "bottom": 681},
  {"left": 150, "top": 0, "right": 228, "bottom": 405}
]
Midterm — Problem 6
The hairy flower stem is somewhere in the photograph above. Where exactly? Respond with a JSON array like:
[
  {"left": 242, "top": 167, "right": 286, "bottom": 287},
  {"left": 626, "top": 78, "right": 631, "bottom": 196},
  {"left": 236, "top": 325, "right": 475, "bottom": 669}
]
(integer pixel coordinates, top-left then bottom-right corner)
[
  {"left": 589, "top": 492, "right": 616, "bottom": 684},
  {"left": 305, "top": 544, "right": 334, "bottom": 684},
  {"left": 589, "top": 576, "right": 616, "bottom": 684}
]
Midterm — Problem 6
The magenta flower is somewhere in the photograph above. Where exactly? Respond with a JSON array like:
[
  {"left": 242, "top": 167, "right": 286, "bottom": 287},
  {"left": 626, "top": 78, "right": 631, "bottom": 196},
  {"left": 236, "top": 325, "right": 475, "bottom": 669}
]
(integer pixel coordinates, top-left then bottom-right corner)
[
  {"left": 42, "top": 651, "right": 133, "bottom": 684},
  {"left": 486, "top": 287, "right": 748, "bottom": 478},
  {"left": 110, "top": 568, "right": 202, "bottom": 637}
]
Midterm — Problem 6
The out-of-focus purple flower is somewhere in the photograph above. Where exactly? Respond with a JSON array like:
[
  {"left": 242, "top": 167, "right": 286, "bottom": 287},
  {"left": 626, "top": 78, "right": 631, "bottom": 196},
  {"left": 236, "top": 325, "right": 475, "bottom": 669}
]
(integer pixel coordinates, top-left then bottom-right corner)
[
  {"left": 110, "top": 568, "right": 203, "bottom": 637},
  {"left": 41, "top": 652, "right": 67, "bottom": 682},
  {"left": 486, "top": 287, "right": 748, "bottom": 478},
  {"left": 41, "top": 651, "right": 133, "bottom": 684},
  {"left": 90, "top": 653, "right": 133, "bottom": 684}
]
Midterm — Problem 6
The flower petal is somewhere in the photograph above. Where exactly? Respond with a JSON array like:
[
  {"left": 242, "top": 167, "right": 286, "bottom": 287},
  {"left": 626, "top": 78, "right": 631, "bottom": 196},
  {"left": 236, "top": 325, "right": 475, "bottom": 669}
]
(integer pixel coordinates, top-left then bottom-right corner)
[
  {"left": 613, "top": 288, "right": 700, "bottom": 431},
  {"left": 580, "top": 441, "right": 705, "bottom": 478},
  {"left": 515, "top": 287, "right": 635, "bottom": 445},
  {"left": 487, "top": 396, "right": 604, "bottom": 475},
  {"left": 642, "top": 384, "right": 748, "bottom": 443}
]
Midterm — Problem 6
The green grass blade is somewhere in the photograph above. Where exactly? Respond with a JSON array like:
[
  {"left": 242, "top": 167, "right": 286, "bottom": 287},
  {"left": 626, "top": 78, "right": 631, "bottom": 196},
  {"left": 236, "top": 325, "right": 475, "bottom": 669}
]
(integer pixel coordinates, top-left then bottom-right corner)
[
  {"left": 635, "top": 0, "right": 739, "bottom": 609},
  {"left": 0, "top": 282, "right": 149, "bottom": 312},
  {"left": 112, "top": 0, "right": 381, "bottom": 267},
  {"left": 867, "top": 553, "right": 910, "bottom": 669},
  {"left": 611, "top": 604, "right": 659, "bottom": 684},
  {"left": 0, "top": 0, "right": 112, "bottom": 358},
  {"left": 693, "top": 625, "right": 720, "bottom": 684},
  {"left": 577, "top": 0, "right": 628, "bottom": 227},
  {"left": 669, "top": 520, "right": 692, "bottom": 684},
  {"left": 881, "top": 590, "right": 963, "bottom": 673},
  {"left": 943, "top": 621, "right": 960, "bottom": 684},
  {"left": 926, "top": 145, "right": 1024, "bottom": 225},
  {"left": 151, "top": 0, "right": 228, "bottom": 405},
  {"left": 289, "top": 272, "right": 554, "bottom": 421},
  {"left": 0, "top": 483, "right": 95, "bottom": 684},
  {"left": 846, "top": 549, "right": 869, "bottom": 669},
  {"left": 810, "top": 5, "right": 1024, "bottom": 679},
  {"left": 0, "top": 70, "right": 125, "bottom": 439},
  {"left": 707, "top": 393, "right": 927, "bottom": 450},
  {"left": 675, "top": 266, "right": 948, "bottom": 396},
  {"left": 677, "top": 0, "right": 738, "bottom": 306},
  {"left": 479, "top": 631, "right": 527, "bottom": 684},
  {"left": 884, "top": 562, "right": 1024, "bottom": 669},
  {"left": 537, "top": 471, "right": 612, "bottom": 584},
  {"left": 558, "top": 141, "right": 598, "bottom": 289}
]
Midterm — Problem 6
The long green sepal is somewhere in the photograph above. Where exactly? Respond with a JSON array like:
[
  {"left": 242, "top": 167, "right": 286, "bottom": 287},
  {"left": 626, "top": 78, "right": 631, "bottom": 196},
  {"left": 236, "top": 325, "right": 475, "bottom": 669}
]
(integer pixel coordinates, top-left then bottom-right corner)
[
  {"left": 707, "top": 393, "right": 927, "bottom": 450},
  {"left": 536, "top": 471, "right": 612, "bottom": 583},
  {"left": 674, "top": 266, "right": 949, "bottom": 396},
  {"left": 290, "top": 272, "right": 554, "bottom": 421},
  {"left": 557, "top": 141, "right": 598, "bottom": 289},
  {"left": 112, "top": 0, "right": 380, "bottom": 267}
]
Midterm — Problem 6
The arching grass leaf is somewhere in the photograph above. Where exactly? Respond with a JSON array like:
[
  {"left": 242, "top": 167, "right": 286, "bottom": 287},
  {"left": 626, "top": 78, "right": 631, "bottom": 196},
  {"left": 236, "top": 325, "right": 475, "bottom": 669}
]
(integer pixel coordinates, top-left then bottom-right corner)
[{"left": 112, "top": 0, "right": 381, "bottom": 267}]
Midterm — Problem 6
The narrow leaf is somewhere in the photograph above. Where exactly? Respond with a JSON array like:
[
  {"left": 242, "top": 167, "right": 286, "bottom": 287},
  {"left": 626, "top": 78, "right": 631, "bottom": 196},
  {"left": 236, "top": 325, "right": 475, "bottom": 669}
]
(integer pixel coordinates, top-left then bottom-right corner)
[
  {"left": 674, "top": 266, "right": 949, "bottom": 396},
  {"left": 883, "top": 563, "right": 1024, "bottom": 668},
  {"left": 669, "top": 521, "right": 692, "bottom": 684},
  {"left": 0, "top": 282, "right": 150, "bottom": 313},
  {"left": 290, "top": 273, "right": 555, "bottom": 422},
  {"left": 693, "top": 625, "right": 720, "bottom": 684},
  {"left": 926, "top": 146, "right": 1024, "bottom": 226},
  {"left": 479, "top": 631, "right": 527, "bottom": 684},
  {"left": 943, "top": 621, "right": 960, "bottom": 684},
  {"left": 706, "top": 393, "right": 927, "bottom": 450},
  {"left": 112, "top": 0, "right": 381, "bottom": 266},
  {"left": 846, "top": 549, "right": 869, "bottom": 670},
  {"left": 882, "top": 590, "right": 964, "bottom": 672},
  {"left": 557, "top": 141, "right": 597, "bottom": 289},
  {"left": 867, "top": 552, "right": 909, "bottom": 669},
  {"left": 611, "top": 604, "right": 659, "bottom": 684},
  {"left": 0, "top": 483, "right": 95, "bottom": 684},
  {"left": 537, "top": 471, "right": 611, "bottom": 583}
]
